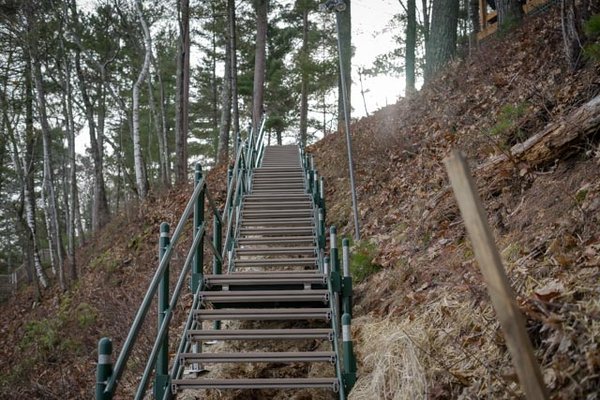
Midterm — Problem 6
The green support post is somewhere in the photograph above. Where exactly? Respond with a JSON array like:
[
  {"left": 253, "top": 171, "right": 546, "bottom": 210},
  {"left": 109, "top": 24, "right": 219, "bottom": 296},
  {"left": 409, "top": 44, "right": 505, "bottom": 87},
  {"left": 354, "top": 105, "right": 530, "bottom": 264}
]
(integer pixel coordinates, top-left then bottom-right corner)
[
  {"left": 324, "top": 256, "right": 330, "bottom": 275},
  {"left": 213, "top": 217, "right": 222, "bottom": 330},
  {"left": 313, "top": 171, "right": 319, "bottom": 204},
  {"left": 319, "top": 177, "right": 325, "bottom": 209},
  {"left": 308, "top": 169, "right": 314, "bottom": 195},
  {"left": 96, "top": 337, "right": 113, "bottom": 400},
  {"left": 318, "top": 209, "right": 325, "bottom": 250},
  {"left": 192, "top": 164, "right": 204, "bottom": 294},
  {"left": 330, "top": 226, "right": 341, "bottom": 293},
  {"left": 227, "top": 166, "right": 233, "bottom": 194},
  {"left": 342, "top": 238, "right": 353, "bottom": 318},
  {"left": 342, "top": 313, "right": 357, "bottom": 393},
  {"left": 154, "top": 223, "right": 170, "bottom": 400},
  {"left": 330, "top": 226, "right": 339, "bottom": 274}
]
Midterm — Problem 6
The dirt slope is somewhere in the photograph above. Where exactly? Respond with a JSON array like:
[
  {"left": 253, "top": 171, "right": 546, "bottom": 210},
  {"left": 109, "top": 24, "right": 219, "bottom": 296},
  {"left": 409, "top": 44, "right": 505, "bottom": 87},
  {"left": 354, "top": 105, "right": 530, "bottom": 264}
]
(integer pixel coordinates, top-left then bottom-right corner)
[
  {"left": 0, "top": 165, "right": 227, "bottom": 399},
  {"left": 310, "top": 9, "right": 600, "bottom": 400},
  {"left": 1, "top": 7, "right": 599, "bottom": 400}
]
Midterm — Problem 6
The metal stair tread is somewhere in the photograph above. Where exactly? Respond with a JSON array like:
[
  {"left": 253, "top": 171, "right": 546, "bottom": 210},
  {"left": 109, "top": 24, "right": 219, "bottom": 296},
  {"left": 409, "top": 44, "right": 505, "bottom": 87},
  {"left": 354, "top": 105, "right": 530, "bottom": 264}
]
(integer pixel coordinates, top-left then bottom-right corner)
[
  {"left": 194, "top": 308, "right": 331, "bottom": 321},
  {"left": 179, "top": 351, "right": 336, "bottom": 363},
  {"left": 172, "top": 377, "right": 339, "bottom": 390},
  {"left": 187, "top": 328, "right": 333, "bottom": 341}
]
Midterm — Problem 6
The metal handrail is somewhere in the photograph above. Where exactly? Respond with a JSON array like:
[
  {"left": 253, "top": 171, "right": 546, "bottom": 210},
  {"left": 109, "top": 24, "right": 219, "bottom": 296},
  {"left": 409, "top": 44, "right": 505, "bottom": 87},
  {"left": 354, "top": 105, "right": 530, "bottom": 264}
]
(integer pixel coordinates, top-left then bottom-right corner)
[
  {"left": 102, "top": 179, "right": 206, "bottom": 395},
  {"left": 134, "top": 221, "right": 205, "bottom": 399},
  {"left": 96, "top": 171, "right": 225, "bottom": 400}
]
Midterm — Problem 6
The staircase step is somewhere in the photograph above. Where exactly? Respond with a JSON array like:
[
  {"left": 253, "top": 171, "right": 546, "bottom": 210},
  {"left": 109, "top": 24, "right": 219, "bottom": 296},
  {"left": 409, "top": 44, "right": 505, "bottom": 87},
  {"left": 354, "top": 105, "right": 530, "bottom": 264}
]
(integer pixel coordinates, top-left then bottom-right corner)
[
  {"left": 194, "top": 308, "right": 331, "bottom": 321},
  {"left": 252, "top": 178, "right": 305, "bottom": 184},
  {"left": 243, "top": 202, "right": 312, "bottom": 210},
  {"left": 243, "top": 211, "right": 313, "bottom": 219},
  {"left": 235, "top": 247, "right": 316, "bottom": 256},
  {"left": 236, "top": 236, "right": 315, "bottom": 246},
  {"left": 239, "top": 227, "right": 314, "bottom": 236},
  {"left": 187, "top": 328, "right": 333, "bottom": 341},
  {"left": 179, "top": 351, "right": 336, "bottom": 364},
  {"left": 173, "top": 377, "right": 339, "bottom": 391},
  {"left": 234, "top": 257, "right": 317, "bottom": 267},
  {"left": 241, "top": 219, "right": 313, "bottom": 228},
  {"left": 200, "top": 289, "right": 328, "bottom": 303}
]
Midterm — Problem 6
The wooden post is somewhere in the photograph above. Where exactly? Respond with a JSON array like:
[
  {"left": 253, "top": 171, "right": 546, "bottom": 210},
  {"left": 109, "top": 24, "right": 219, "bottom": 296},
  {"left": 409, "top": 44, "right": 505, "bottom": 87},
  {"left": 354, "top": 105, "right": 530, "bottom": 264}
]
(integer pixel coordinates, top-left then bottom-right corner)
[{"left": 444, "top": 150, "right": 549, "bottom": 400}]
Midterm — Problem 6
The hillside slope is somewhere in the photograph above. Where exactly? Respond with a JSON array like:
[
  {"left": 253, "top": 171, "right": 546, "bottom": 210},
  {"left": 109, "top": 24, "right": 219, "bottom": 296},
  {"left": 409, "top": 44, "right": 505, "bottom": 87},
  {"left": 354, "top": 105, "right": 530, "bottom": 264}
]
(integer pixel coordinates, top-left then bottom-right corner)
[
  {"left": 311, "top": 9, "right": 600, "bottom": 400},
  {"left": 0, "top": 167, "right": 228, "bottom": 399},
  {"left": 1, "top": 8, "right": 599, "bottom": 400}
]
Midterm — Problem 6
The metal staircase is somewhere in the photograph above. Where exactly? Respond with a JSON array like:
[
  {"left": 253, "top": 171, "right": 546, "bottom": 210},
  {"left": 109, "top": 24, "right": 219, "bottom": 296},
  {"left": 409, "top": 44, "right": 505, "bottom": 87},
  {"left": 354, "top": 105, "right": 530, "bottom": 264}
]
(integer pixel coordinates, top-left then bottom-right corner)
[
  {"left": 173, "top": 145, "right": 344, "bottom": 396},
  {"left": 94, "top": 126, "right": 356, "bottom": 400}
]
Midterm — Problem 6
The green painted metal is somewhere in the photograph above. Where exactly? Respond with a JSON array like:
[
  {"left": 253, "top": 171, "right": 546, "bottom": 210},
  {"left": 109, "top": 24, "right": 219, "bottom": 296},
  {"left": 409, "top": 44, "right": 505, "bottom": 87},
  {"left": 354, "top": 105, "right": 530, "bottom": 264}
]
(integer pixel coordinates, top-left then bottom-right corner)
[
  {"left": 154, "top": 223, "right": 170, "bottom": 400},
  {"left": 192, "top": 164, "right": 204, "bottom": 294},
  {"left": 94, "top": 118, "right": 354, "bottom": 398},
  {"left": 341, "top": 238, "right": 353, "bottom": 317},
  {"left": 213, "top": 217, "right": 222, "bottom": 330},
  {"left": 341, "top": 313, "right": 357, "bottom": 392},
  {"left": 96, "top": 338, "right": 112, "bottom": 400}
]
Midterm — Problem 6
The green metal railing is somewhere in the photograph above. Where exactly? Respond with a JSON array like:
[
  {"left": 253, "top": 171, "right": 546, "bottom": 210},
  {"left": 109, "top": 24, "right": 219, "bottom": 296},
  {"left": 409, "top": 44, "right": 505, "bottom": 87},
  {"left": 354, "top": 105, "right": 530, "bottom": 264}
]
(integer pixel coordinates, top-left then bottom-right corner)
[
  {"left": 95, "top": 118, "right": 267, "bottom": 400},
  {"left": 301, "top": 148, "right": 357, "bottom": 397}
]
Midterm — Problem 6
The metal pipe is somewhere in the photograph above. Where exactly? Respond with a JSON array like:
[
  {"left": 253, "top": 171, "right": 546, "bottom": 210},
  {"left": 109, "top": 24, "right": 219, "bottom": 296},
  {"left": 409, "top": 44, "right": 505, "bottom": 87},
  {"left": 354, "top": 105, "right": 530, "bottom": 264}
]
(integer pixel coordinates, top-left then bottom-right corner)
[{"left": 334, "top": 4, "right": 361, "bottom": 240}]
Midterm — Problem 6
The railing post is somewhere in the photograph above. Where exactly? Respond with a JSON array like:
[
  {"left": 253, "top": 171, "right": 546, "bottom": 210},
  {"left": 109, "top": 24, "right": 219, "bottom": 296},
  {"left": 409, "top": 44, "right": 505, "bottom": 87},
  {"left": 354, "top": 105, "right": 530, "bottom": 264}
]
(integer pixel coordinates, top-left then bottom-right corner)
[
  {"left": 213, "top": 217, "right": 222, "bottom": 331},
  {"left": 154, "top": 223, "right": 170, "bottom": 400},
  {"left": 192, "top": 164, "right": 204, "bottom": 294},
  {"left": 319, "top": 177, "right": 325, "bottom": 208},
  {"left": 330, "top": 226, "right": 338, "bottom": 274},
  {"left": 96, "top": 338, "right": 113, "bottom": 400},
  {"left": 313, "top": 171, "right": 319, "bottom": 204},
  {"left": 318, "top": 208, "right": 325, "bottom": 250},
  {"left": 227, "top": 166, "right": 233, "bottom": 194},
  {"left": 342, "top": 238, "right": 353, "bottom": 318},
  {"left": 342, "top": 313, "right": 357, "bottom": 393}
]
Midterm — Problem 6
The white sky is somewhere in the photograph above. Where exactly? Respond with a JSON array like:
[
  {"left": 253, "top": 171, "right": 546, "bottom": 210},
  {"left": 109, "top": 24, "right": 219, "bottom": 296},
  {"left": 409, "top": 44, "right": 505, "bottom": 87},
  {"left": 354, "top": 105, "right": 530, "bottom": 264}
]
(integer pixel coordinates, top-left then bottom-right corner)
[
  {"left": 75, "top": 0, "right": 402, "bottom": 152},
  {"left": 351, "top": 0, "right": 403, "bottom": 117}
]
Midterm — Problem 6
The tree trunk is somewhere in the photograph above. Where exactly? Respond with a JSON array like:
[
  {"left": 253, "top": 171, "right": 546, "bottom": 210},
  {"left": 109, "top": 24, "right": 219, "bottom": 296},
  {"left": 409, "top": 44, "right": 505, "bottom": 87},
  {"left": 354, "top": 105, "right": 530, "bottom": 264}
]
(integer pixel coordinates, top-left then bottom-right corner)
[
  {"left": 153, "top": 55, "right": 171, "bottom": 186},
  {"left": 421, "top": 0, "right": 431, "bottom": 47},
  {"left": 469, "top": 0, "right": 480, "bottom": 33},
  {"left": 70, "top": 0, "right": 110, "bottom": 231},
  {"left": 337, "top": 1, "right": 351, "bottom": 132},
  {"left": 211, "top": 6, "right": 219, "bottom": 157},
  {"left": 23, "top": 56, "right": 48, "bottom": 290},
  {"left": 217, "top": 18, "right": 232, "bottom": 165},
  {"left": 299, "top": 6, "right": 309, "bottom": 148},
  {"left": 132, "top": 0, "right": 151, "bottom": 199},
  {"left": 175, "top": 0, "right": 190, "bottom": 184},
  {"left": 561, "top": 0, "right": 584, "bottom": 70},
  {"left": 252, "top": 0, "right": 268, "bottom": 130},
  {"left": 406, "top": 0, "right": 417, "bottom": 95},
  {"left": 32, "top": 52, "right": 66, "bottom": 291},
  {"left": 425, "top": 0, "right": 459, "bottom": 82},
  {"left": 57, "top": 6, "right": 77, "bottom": 280},
  {"left": 496, "top": 0, "right": 523, "bottom": 30},
  {"left": 229, "top": 0, "right": 240, "bottom": 154}
]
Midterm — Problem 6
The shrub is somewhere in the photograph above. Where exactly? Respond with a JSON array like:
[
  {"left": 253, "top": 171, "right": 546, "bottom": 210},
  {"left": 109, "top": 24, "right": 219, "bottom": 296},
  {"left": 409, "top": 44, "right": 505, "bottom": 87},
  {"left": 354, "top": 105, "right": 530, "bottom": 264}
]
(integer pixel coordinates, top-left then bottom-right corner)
[{"left": 350, "top": 240, "right": 381, "bottom": 283}]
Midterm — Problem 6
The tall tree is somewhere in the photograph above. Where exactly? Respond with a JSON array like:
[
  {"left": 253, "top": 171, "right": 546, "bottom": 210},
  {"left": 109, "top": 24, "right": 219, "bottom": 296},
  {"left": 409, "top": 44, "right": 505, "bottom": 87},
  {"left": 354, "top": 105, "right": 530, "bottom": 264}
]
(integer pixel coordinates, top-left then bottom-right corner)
[
  {"left": 406, "top": 0, "right": 417, "bottom": 95},
  {"left": 217, "top": 15, "right": 232, "bottom": 165},
  {"left": 229, "top": 0, "right": 240, "bottom": 151},
  {"left": 252, "top": 0, "right": 269, "bottom": 130},
  {"left": 175, "top": 0, "right": 190, "bottom": 184},
  {"left": 337, "top": 0, "right": 351, "bottom": 132},
  {"left": 132, "top": 0, "right": 151, "bottom": 199},
  {"left": 425, "top": 0, "right": 459, "bottom": 81},
  {"left": 496, "top": 0, "right": 523, "bottom": 29},
  {"left": 69, "top": 0, "right": 110, "bottom": 231},
  {"left": 298, "top": 0, "right": 310, "bottom": 148}
]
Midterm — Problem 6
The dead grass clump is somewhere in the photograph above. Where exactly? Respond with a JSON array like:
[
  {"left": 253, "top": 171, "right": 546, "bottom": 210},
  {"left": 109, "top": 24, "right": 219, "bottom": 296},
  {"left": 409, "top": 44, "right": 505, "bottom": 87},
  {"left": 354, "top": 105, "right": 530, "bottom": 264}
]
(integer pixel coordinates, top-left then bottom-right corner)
[{"left": 349, "top": 316, "right": 427, "bottom": 399}]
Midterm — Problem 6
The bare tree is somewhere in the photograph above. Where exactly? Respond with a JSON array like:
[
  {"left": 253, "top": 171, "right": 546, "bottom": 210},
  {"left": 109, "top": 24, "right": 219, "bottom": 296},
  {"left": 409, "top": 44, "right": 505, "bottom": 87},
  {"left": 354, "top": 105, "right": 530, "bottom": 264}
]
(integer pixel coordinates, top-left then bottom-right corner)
[
  {"left": 252, "top": 0, "right": 269, "bottom": 130},
  {"left": 132, "top": 0, "right": 151, "bottom": 199},
  {"left": 175, "top": 0, "right": 190, "bottom": 184}
]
